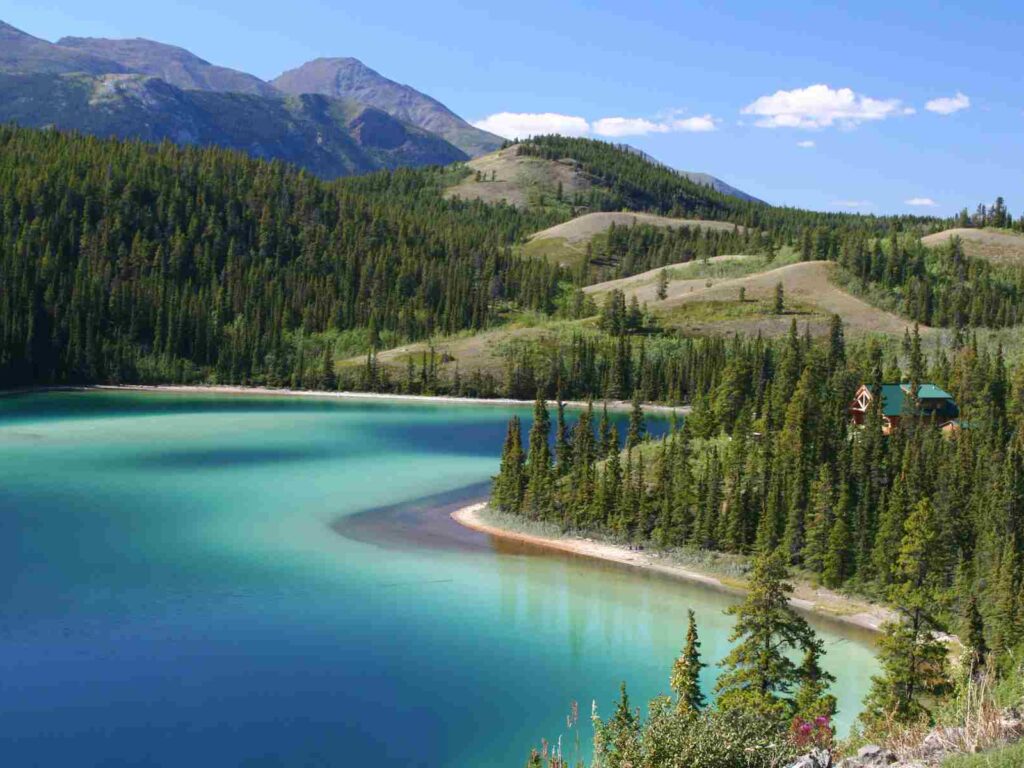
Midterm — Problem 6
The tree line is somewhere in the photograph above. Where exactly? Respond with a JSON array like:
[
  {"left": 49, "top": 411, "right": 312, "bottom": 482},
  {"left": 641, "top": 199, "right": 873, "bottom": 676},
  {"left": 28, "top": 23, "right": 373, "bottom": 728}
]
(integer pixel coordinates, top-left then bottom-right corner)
[
  {"left": 494, "top": 321, "right": 1023, "bottom": 735},
  {"left": 2, "top": 125, "right": 1019, "bottom": 393}
]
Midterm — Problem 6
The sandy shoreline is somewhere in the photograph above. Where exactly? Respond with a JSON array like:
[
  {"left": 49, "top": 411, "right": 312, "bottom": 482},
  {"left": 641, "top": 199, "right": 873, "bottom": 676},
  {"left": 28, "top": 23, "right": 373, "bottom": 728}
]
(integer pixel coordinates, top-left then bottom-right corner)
[
  {"left": 452, "top": 502, "right": 893, "bottom": 635},
  {"left": 2, "top": 384, "right": 689, "bottom": 414}
]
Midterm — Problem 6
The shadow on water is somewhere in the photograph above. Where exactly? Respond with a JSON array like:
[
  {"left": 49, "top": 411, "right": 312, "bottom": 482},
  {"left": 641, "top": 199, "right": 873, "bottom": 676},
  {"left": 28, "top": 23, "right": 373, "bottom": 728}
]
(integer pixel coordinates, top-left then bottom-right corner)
[
  {"left": 332, "top": 482, "right": 495, "bottom": 553},
  {"left": 334, "top": 485, "right": 879, "bottom": 648}
]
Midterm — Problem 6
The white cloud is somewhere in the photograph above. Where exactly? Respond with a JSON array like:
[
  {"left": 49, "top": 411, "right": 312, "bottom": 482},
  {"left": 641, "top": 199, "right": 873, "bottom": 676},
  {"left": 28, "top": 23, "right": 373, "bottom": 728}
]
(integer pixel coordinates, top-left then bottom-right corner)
[
  {"left": 669, "top": 114, "right": 718, "bottom": 132},
  {"left": 833, "top": 200, "right": 872, "bottom": 208},
  {"left": 472, "top": 112, "right": 590, "bottom": 139},
  {"left": 474, "top": 110, "right": 718, "bottom": 140},
  {"left": 592, "top": 117, "right": 669, "bottom": 137},
  {"left": 741, "top": 84, "right": 905, "bottom": 129},
  {"left": 905, "top": 197, "right": 938, "bottom": 207},
  {"left": 796, "top": 140, "right": 816, "bottom": 148},
  {"left": 925, "top": 92, "right": 970, "bottom": 115}
]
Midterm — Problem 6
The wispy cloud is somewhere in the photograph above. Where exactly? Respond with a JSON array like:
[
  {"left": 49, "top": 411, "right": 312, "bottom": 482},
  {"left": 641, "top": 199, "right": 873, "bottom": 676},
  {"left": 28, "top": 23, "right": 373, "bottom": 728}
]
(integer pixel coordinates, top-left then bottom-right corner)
[
  {"left": 591, "top": 117, "right": 669, "bottom": 137},
  {"left": 474, "top": 111, "right": 717, "bottom": 139},
  {"left": 796, "top": 140, "right": 816, "bottom": 148},
  {"left": 833, "top": 199, "right": 872, "bottom": 208},
  {"left": 905, "top": 197, "right": 938, "bottom": 207},
  {"left": 925, "top": 92, "right": 970, "bottom": 115},
  {"left": 741, "top": 84, "right": 905, "bottom": 129}
]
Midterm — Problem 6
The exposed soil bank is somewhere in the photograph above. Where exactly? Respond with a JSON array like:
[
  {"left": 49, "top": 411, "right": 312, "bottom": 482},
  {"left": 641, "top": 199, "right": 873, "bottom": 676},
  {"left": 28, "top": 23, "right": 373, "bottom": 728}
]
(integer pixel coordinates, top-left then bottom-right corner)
[{"left": 452, "top": 502, "right": 893, "bottom": 635}]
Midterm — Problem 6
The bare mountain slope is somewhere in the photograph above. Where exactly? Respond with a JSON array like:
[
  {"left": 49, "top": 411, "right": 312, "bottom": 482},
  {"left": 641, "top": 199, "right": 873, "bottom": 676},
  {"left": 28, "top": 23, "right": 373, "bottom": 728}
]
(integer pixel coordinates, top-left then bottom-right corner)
[
  {"left": 0, "top": 21, "right": 126, "bottom": 75},
  {"left": 0, "top": 73, "right": 466, "bottom": 176},
  {"left": 57, "top": 36, "right": 278, "bottom": 96}
]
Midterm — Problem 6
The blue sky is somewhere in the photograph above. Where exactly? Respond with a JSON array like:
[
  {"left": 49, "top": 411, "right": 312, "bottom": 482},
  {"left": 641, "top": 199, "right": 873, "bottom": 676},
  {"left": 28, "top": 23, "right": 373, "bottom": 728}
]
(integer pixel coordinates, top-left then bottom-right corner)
[{"left": 6, "top": 0, "right": 1022, "bottom": 215}]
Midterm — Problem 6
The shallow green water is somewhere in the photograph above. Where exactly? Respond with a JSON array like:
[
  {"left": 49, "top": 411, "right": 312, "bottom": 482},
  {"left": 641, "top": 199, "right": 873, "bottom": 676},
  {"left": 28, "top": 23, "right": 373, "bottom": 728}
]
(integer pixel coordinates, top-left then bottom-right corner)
[{"left": 0, "top": 391, "right": 877, "bottom": 766}]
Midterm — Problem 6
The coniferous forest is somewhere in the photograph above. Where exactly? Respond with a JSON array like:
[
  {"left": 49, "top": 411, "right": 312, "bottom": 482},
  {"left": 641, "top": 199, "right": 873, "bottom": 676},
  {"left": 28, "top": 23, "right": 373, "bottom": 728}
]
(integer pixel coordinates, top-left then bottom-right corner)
[
  {"left": 0, "top": 126, "right": 563, "bottom": 386},
  {"left": 497, "top": 322, "right": 1024, "bottom": 765}
]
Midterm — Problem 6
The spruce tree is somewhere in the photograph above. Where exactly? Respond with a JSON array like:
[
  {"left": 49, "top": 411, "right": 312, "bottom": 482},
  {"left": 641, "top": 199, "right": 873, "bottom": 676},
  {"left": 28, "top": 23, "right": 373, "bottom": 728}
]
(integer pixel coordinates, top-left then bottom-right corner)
[
  {"left": 774, "top": 282, "right": 785, "bottom": 315},
  {"left": 626, "top": 392, "right": 646, "bottom": 451},
  {"left": 715, "top": 550, "right": 821, "bottom": 723},
  {"left": 594, "top": 683, "right": 640, "bottom": 768},
  {"left": 862, "top": 499, "right": 951, "bottom": 727},
  {"left": 793, "top": 641, "right": 838, "bottom": 722},
  {"left": 523, "top": 394, "right": 553, "bottom": 520},
  {"left": 554, "top": 397, "right": 571, "bottom": 477},
  {"left": 670, "top": 609, "right": 706, "bottom": 712},
  {"left": 656, "top": 268, "right": 669, "bottom": 300},
  {"left": 963, "top": 594, "right": 988, "bottom": 674},
  {"left": 822, "top": 511, "right": 852, "bottom": 588},
  {"left": 320, "top": 343, "right": 337, "bottom": 390},
  {"left": 493, "top": 417, "right": 525, "bottom": 514}
]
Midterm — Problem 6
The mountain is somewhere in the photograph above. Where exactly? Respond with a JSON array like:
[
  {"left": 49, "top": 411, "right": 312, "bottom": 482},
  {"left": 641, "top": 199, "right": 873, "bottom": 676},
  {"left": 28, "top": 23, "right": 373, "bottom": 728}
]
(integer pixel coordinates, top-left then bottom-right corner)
[
  {"left": 678, "top": 171, "right": 762, "bottom": 204},
  {"left": 0, "top": 20, "right": 471, "bottom": 175},
  {"left": 0, "top": 72, "right": 467, "bottom": 176},
  {"left": 56, "top": 36, "right": 279, "bottom": 97},
  {"left": 0, "top": 21, "right": 126, "bottom": 75},
  {"left": 273, "top": 58, "right": 502, "bottom": 157},
  {"left": 621, "top": 144, "right": 762, "bottom": 203}
]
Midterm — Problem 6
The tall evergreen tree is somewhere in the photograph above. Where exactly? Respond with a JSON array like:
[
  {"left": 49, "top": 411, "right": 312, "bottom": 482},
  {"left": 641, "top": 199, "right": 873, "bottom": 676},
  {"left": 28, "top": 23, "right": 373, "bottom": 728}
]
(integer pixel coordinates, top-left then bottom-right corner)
[
  {"left": 493, "top": 417, "right": 525, "bottom": 514},
  {"left": 715, "top": 551, "right": 823, "bottom": 723},
  {"left": 670, "top": 609, "right": 707, "bottom": 712},
  {"left": 863, "top": 499, "right": 951, "bottom": 727}
]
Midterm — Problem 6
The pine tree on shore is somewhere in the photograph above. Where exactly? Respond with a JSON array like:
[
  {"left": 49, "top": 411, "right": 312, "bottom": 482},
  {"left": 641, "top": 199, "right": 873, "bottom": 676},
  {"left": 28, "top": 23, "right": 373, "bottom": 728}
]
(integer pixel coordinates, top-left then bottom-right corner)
[
  {"left": 862, "top": 499, "right": 951, "bottom": 727},
  {"left": 494, "top": 417, "right": 525, "bottom": 514},
  {"left": 715, "top": 550, "right": 823, "bottom": 724},
  {"left": 670, "top": 609, "right": 706, "bottom": 712},
  {"left": 554, "top": 396, "right": 571, "bottom": 477},
  {"left": 793, "top": 640, "right": 838, "bottom": 722},
  {"left": 626, "top": 392, "right": 646, "bottom": 451},
  {"left": 524, "top": 393, "right": 554, "bottom": 520}
]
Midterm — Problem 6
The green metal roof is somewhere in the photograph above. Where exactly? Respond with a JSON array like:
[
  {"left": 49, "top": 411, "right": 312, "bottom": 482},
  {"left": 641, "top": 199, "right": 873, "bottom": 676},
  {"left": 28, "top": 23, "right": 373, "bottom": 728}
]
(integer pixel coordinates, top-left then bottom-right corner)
[
  {"left": 877, "top": 383, "right": 958, "bottom": 419},
  {"left": 916, "top": 384, "right": 954, "bottom": 400}
]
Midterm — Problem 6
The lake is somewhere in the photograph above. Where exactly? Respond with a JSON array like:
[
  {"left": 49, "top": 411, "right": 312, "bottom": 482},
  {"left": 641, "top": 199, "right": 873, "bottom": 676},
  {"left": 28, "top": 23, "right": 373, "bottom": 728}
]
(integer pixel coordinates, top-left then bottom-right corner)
[{"left": 0, "top": 391, "right": 877, "bottom": 767}]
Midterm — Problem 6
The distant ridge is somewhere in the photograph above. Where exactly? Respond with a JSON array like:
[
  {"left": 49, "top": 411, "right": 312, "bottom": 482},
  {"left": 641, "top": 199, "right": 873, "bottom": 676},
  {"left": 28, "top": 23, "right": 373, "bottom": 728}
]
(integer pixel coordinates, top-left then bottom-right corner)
[
  {"left": 0, "top": 21, "right": 127, "bottom": 75},
  {"left": 0, "top": 20, "right": 475, "bottom": 176},
  {"left": 0, "top": 72, "right": 467, "bottom": 176}
]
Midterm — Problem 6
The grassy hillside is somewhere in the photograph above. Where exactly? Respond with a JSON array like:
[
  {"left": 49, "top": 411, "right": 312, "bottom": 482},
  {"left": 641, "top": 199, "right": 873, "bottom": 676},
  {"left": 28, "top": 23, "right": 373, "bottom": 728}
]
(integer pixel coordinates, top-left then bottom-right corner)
[
  {"left": 444, "top": 144, "right": 591, "bottom": 210},
  {"left": 521, "top": 212, "right": 745, "bottom": 267},
  {"left": 584, "top": 250, "right": 926, "bottom": 338},
  {"left": 922, "top": 227, "right": 1024, "bottom": 265},
  {"left": 531, "top": 212, "right": 743, "bottom": 244},
  {"left": 656, "top": 261, "right": 927, "bottom": 338}
]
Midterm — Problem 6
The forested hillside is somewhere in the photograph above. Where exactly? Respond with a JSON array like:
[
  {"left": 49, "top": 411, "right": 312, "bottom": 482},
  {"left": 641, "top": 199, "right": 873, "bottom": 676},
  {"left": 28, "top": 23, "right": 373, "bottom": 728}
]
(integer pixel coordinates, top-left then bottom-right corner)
[
  {"left": 2, "top": 126, "right": 1021, "bottom": 394},
  {"left": 0, "top": 126, "right": 561, "bottom": 387}
]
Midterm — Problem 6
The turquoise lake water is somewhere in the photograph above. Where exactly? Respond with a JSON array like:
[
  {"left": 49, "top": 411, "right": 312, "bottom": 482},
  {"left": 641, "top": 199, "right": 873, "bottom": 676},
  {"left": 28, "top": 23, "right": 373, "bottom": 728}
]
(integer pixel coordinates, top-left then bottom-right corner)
[{"left": 0, "top": 392, "right": 877, "bottom": 767}]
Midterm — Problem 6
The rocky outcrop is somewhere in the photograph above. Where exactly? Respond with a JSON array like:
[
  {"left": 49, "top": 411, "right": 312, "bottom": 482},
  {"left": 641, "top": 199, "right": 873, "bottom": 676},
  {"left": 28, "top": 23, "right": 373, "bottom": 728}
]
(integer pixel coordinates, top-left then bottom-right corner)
[{"left": 788, "top": 706, "right": 1024, "bottom": 768}]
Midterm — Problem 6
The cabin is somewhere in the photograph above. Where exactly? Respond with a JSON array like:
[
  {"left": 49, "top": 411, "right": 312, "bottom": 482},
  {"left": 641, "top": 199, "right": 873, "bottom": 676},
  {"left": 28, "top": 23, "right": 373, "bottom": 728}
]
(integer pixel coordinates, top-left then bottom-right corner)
[{"left": 849, "top": 383, "right": 959, "bottom": 435}]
